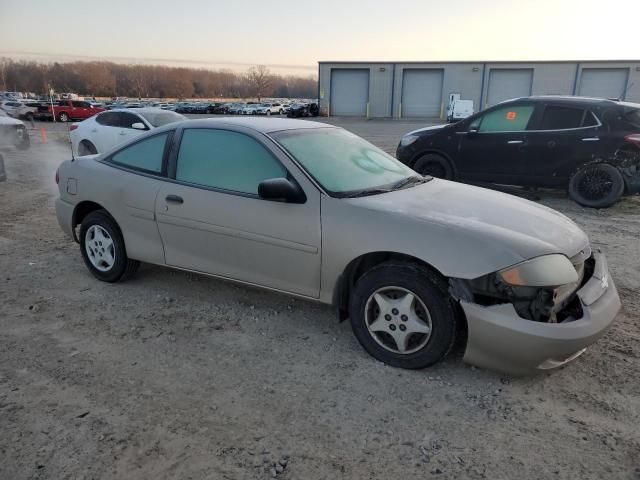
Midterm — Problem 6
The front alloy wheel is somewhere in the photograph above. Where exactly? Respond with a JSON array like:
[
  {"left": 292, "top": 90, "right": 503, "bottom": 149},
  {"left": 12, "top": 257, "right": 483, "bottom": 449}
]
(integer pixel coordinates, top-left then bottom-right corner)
[{"left": 365, "top": 287, "right": 432, "bottom": 354}]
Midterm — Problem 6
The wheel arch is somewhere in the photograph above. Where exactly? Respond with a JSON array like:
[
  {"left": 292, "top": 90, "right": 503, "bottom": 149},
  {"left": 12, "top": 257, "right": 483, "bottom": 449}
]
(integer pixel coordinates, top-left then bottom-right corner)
[
  {"left": 410, "top": 150, "right": 457, "bottom": 178},
  {"left": 72, "top": 201, "right": 115, "bottom": 242},
  {"left": 333, "top": 250, "right": 469, "bottom": 344},
  {"left": 333, "top": 251, "right": 446, "bottom": 320}
]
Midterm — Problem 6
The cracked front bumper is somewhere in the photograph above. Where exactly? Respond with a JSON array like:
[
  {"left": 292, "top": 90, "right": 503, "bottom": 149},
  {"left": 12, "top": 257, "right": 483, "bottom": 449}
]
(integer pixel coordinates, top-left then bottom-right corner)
[{"left": 461, "top": 252, "right": 620, "bottom": 375}]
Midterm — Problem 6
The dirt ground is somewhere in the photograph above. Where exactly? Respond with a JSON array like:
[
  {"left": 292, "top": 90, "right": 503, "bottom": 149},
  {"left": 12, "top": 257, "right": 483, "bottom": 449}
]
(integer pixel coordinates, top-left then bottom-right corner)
[{"left": 1, "top": 119, "right": 639, "bottom": 480}]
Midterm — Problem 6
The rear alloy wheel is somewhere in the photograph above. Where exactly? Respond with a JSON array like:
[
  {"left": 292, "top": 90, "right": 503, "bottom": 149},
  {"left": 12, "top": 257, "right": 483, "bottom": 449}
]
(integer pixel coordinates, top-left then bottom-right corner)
[
  {"left": 79, "top": 210, "right": 139, "bottom": 282},
  {"left": 569, "top": 163, "right": 625, "bottom": 208},
  {"left": 349, "top": 263, "right": 457, "bottom": 369},
  {"left": 58, "top": 112, "right": 69, "bottom": 122},
  {"left": 413, "top": 153, "right": 453, "bottom": 180}
]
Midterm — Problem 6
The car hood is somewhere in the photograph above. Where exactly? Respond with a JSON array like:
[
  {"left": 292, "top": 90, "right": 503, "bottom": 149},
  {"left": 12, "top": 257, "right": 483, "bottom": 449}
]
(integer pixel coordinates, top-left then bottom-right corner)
[
  {"left": 349, "top": 179, "right": 589, "bottom": 262},
  {"left": 405, "top": 124, "right": 449, "bottom": 136}
]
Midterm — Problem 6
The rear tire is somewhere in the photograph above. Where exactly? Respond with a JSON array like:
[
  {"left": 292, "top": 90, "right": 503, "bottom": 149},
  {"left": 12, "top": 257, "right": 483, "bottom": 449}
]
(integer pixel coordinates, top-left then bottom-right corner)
[
  {"left": 569, "top": 163, "right": 624, "bottom": 208},
  {"left": 348, "top": 262, "right": 457, "bottom": 369},
  {"left": 413, "top": 153, "right": 454, "bottom": 180},
  {"left": 79, "top": 210, "right": 139, "bottom": 282},
  {"left": 58, "top": 112, "right": 69, "bottom": 122}
]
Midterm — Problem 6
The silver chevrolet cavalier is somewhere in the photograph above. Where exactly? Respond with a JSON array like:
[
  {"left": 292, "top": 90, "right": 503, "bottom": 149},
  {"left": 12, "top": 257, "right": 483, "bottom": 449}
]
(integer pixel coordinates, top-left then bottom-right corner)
[{"left": 55, "top": 118, "right": 621, "bottom": 374}]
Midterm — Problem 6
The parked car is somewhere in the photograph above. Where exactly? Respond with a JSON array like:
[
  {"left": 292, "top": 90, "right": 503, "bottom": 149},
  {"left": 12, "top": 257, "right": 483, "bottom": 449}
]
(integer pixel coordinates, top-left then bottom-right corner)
[
  {"left": 46, "top": 100, "right": 105, "bottom": 122},
  {"left": 0, "top": 110, "right": 30, "bottom": 150},
  {"left": 227, "top": 103, "right": 246, "bottom": 114},
  {"left": 255, "top": 103, "right": 284, "bottom": 115},
  {"left": 0, "top": 100, "right": 38, "bottom": 121},
  {"left": 55, "top": 117, "right": 620, "bottom": 375},
  {"left": 241, "top": 104, "right": 259, "bottom": 115},
  {"left": 212, "top": 103, "right": 232, "bottom": 114},
  {"left": 69, "top": 108, "right": 185, "bottom": 156},
  {"left": 396, "top": 96, "right": 640, "bottom": 208},
  {"left": 287, "top": 102, "right": 319, "bottom": 118}
]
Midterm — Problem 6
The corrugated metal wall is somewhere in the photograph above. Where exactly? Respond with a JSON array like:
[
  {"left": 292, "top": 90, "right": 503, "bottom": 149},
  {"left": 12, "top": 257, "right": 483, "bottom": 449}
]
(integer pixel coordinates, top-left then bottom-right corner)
[{"left": 319, "top": 61, "right": 640, "bottom": 119}]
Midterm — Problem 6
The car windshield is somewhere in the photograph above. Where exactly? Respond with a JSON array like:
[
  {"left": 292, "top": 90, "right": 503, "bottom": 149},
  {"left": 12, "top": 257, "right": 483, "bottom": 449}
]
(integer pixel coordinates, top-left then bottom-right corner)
[
  {"left": 272, "top": 128, "right": 422, "bottom": 197},
  {"left": 140, "top": 111, "right": 186, "bottom": 127}
]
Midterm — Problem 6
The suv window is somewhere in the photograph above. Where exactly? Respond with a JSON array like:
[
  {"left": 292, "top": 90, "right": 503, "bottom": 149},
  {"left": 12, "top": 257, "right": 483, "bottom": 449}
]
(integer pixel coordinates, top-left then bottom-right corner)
[
  {"left": 120, "top": 112, "right": 146, "bottom": 129},
  {"left": 96, "top": 112, "right": 120, "bottom": 127},
  {"left": 176, "top": 129, "right": 286, "bottom": 195},
  {"left": 476, "top": 105, "right": 535, "bottom": 132},
  {"left": 110, "top": 133, "right": 168, "bottom": 174},
  {"left": 623, "top": 108, "right": 640, "bottom": 128},
  {"left": 538, "top": 105, "right": 590, "bottom": 130}
]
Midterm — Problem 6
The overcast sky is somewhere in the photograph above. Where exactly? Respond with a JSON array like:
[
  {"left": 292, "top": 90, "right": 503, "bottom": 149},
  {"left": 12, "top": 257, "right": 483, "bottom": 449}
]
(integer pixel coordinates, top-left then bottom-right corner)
[{"left": 1, "top": 0, "right": 638, "bottom": 75}]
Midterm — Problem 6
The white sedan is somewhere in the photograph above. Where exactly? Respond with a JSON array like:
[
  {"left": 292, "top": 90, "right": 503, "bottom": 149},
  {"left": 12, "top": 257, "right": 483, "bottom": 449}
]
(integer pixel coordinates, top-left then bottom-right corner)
[{"left": 70, "top": 108, "right": 185, "bottom": 156}]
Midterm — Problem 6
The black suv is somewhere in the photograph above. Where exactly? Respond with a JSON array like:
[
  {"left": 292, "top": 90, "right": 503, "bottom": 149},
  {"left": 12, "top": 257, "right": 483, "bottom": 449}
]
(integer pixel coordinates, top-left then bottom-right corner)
[{"left": 396, "top": 96, "right": 640, "bottom": 208}]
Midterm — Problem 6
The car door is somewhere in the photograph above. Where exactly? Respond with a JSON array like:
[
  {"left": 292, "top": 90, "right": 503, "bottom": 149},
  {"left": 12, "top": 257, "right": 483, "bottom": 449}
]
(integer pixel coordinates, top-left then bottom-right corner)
[
  {"left": 71, "top": 101, "right": 91, "bottom": 119},
  {"left": 154, "top": 126, "right": 322, "bottom": 298},
  {"left": 456, "top": 103, "right": 535, "bottom": 183},
  {"left": 521, "top": 104, "right": 602, "bottom": 186},
  {"left": 117, "top": 112, "right": 149, "bottom": 144},
  {"left": 99, "top": 131, "right": 173, "bottom": 266}
]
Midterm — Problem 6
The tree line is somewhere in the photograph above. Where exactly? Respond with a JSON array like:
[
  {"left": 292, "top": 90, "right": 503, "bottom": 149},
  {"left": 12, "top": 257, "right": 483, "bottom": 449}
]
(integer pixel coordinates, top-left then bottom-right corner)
[{"left": 0, "top": 58, "right": 318, "bottom": 99}]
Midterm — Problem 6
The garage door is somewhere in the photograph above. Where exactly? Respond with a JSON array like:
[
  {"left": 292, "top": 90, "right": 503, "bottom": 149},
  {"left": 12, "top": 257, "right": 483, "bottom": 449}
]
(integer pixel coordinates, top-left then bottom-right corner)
[
  {"left": 401, "top": 69, "right": 444, "bottom": 117},
  {"left": 330, "top": 69, "right": 369, "bottom": 116},
  {"left": 486, "top": 69, "right": 533, "bottom": 106},
  {"left": 578, "top": 68, "right": 629, "bottom": 100}
]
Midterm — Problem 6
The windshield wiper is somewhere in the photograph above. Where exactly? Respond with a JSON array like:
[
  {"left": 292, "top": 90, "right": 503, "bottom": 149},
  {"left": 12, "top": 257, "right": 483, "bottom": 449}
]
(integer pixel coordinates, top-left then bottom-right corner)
[
  {"left": 342, "top": 188, "right": 394, "bottom": 198},
  {"left": 390, "top": 175, "right": 430, "bottom": 190}
]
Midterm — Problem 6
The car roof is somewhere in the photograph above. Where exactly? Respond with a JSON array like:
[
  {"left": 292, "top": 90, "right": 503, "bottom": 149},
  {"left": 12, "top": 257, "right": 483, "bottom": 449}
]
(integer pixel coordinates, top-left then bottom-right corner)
[
  {"left": 159, "top": 117, "right": 331, "bottom": 134},
  {"left": 104, "top": 107, "right": 179, "bottom": 115},
  {"left": 507, "top": 95, "right": 630, "bottom": 106}
]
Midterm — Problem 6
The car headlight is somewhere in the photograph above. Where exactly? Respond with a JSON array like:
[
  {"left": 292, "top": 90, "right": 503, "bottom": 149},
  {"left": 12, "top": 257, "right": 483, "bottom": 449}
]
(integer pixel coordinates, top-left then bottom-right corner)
[
  {"left": 498, "top": 254, "right": 578, "bottom": 287},
  {"left": 400, "top": 134, "right": 419, "bottom": 147}
]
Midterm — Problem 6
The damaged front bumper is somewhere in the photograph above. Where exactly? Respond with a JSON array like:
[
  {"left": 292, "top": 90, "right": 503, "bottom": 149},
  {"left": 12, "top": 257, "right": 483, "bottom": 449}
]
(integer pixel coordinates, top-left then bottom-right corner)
[{"left": 461, "top": 252, "right": 620, "bottom": 375}]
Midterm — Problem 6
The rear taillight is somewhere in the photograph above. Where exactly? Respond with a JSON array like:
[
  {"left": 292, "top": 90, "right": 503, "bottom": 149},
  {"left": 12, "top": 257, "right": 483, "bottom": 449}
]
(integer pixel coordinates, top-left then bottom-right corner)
[
  {"left": 624, "top": 134, "right": 640, "bottom": 147},
  {"left": 55, "top": 169, "right": 59, "bottom": 185},
  {"left": 69, "top": 123, "right": 78, "bottom": 131}
]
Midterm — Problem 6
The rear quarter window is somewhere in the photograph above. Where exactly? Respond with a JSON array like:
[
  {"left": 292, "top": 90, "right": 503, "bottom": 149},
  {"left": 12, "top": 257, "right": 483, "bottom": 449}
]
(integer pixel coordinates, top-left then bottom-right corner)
[{"left": 624, "top": 108, "right": 640, "bottom": 129}]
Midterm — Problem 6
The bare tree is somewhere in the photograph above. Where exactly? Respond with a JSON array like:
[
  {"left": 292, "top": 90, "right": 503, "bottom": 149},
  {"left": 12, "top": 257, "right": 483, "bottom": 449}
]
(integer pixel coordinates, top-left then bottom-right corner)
[{"left": 246, "top": 65, "right": 272, "bottom": 101}]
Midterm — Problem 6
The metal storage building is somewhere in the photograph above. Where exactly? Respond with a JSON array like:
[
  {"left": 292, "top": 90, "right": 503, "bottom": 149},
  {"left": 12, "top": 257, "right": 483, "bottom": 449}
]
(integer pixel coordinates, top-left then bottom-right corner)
[{"left": 318, "top": 60, "right": 640, "bottom": 119}]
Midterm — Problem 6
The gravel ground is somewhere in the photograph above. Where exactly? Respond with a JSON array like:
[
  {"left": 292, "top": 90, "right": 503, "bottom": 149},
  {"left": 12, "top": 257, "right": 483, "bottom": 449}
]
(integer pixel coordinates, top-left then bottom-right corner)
[{"left": 1, "top": 119, "right": 639, "bottom": 480}]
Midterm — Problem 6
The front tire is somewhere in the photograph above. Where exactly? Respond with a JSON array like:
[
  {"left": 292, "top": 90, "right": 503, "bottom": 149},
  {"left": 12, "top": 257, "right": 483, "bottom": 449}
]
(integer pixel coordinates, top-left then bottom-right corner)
[
  {"left": 569, "top": 163, "right": 624, "bottom": 208},
  {"left": 413, "top": 153, "right": 453, "bottom": 180},
  {"left": 348, "top": 263, "right": 457, "bottom": 369},
  {"left": 79, "top": 210, "right": 139, "bottom": 282}
]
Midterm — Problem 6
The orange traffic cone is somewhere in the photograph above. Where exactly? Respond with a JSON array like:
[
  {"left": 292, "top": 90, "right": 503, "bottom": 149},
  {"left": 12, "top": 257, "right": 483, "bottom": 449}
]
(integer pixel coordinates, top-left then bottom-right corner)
[{"left": 40, "top": 128, "right": 47, "bottom": 144}]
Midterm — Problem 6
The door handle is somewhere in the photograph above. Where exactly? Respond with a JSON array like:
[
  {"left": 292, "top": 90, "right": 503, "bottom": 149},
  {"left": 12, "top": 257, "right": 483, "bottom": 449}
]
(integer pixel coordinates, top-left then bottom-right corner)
[
  {"left": 581, "top": 137, "right": 599, "bottom": 142},
  {"left": 165, "top": 195, "right": 184, "bottom": 204},
  {"left": 91, "top": 129, "right": 97, "bottom": 133},
  {"left": 119, "top": 131, "right": 127, "bottom": 136},
  {"left": 507, "top": 140, "right": 523, "bottom": 144}
]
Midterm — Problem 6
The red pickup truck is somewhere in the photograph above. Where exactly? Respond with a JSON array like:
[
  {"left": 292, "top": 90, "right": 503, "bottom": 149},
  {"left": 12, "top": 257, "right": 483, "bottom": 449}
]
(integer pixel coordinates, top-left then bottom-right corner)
[{"left": 44, "top": 100, "right": 105, "bottom": 122}]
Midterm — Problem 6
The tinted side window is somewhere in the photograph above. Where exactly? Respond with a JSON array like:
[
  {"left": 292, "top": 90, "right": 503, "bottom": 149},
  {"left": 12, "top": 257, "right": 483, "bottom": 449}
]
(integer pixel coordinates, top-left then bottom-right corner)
[
  {"left": 110, "top": 133, "right": 168, "bottom": 174},
  {"left": 176, "top": 129, "right": 286, "bottom": 195},
  {"left": 120, "top": 112, "right": 145, "bottom": 129},
  {"left": 72, "top": 101, "right": 88, "bottom": 108},
  {"left": 538, "top": 106, "right": 587, "bottom": 130},
  {"left": 478, "top": 105, "right": 534, "bottom": 132},
  {"left": 96, "top": 112, "right": 120, "bottom": 127}
]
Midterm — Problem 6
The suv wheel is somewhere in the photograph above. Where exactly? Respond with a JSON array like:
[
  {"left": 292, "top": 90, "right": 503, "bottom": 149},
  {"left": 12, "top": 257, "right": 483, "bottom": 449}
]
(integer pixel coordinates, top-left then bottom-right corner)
[
  {"left": 413, "top": 154, "right": 453, "bottom": 180},
  {"left": 349, "top": 262, "right": 457, "bottom": 369},
  {"left": 569, "top": 163, "right": 625, "bottom": 208},
  {"left": 79, "top": 210, "right": 139, "bottom": 282}
]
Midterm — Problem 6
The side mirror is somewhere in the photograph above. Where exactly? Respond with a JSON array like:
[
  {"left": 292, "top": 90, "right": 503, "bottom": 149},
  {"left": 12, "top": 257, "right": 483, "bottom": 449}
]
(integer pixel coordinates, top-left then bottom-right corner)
[
  {"left": 131, "top": 122, "right": 146, "bottom": 130},
  {"left": 258, "top": 178, "right": 306, "bottom": 204}
]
